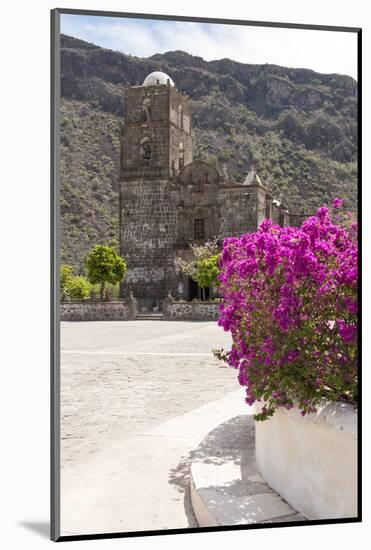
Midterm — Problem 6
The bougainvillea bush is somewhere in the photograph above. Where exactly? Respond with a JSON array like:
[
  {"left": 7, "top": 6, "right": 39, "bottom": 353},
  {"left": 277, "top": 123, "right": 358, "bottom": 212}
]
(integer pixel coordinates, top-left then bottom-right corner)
[{"left": 216, "top": 199, "right": 358, "bottom": 420}]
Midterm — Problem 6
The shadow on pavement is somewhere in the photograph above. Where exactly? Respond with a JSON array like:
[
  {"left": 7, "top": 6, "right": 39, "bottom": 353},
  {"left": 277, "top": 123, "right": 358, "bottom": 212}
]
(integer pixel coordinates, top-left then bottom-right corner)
[
  {"left": 168, "top": 414, "right": 257, "bottom": 527},
  {"left": 18, "top": 521, "right": 49, "bottom": 539}
]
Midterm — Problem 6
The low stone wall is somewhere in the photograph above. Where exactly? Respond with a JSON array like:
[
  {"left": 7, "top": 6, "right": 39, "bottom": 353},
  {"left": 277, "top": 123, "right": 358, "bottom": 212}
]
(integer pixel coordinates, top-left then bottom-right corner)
[
  {"left": 163, "top": 300, "right": 220, "bottom": 321},
  {"left": 255, "top": 400, "right": 358, "bottom": 520},
  {"left": 60, "top": 300, "right": 136, "bottom": 321}
]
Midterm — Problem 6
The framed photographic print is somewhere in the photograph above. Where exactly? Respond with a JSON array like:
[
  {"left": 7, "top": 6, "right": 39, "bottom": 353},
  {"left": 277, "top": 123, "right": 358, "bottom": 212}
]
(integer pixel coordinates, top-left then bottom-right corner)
[{"left": 51, "top": 8, "right": 361, "bottom": 542}]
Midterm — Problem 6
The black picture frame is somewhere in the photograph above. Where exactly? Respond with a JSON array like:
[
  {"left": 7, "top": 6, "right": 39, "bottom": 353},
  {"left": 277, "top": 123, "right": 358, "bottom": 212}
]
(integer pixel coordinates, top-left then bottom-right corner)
[{"left": 51, "top": 8, "right": 362, "bottom": 542}]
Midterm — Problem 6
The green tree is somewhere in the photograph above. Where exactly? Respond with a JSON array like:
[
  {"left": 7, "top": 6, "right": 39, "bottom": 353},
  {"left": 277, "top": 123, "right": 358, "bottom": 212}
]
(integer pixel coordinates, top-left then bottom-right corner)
[
  {"left": 85, "top": 245, "right": 127, "bottom": 301},
  {"left": 194, "top": 254, "right": 220, "bottom": 292}
]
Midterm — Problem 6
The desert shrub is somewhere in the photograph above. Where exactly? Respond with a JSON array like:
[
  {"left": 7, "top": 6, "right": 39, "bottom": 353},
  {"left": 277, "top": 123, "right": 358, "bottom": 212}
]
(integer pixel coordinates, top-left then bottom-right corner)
[
  {"left": 215, "top": 199, "right": 357, "bottom": 420},
  {"left": 277, "top": 110, "right": 306, "bottom": 142},
  {"left": 217, "top": 149, "right": 231, "bottom": 162},
  {"left": 60, "top": 264, "right": 91, "bottom": 301},
  {"left": 67, "top": 276, "right": 91, "bottom": 300},
  {"left": 206, "top": 154, "right": 218, "bottom": 167},
  {"left": 306, "top": 113, "right": 343, "bottom": 148},
  {"left": 60, "top": 264, "right": 73, "bottom": 301}
]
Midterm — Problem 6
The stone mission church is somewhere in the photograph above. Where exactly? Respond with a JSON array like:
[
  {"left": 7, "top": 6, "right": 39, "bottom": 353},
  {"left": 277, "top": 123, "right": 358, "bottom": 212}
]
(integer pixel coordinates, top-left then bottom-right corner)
[{"left": 119, "top": 71, "right": 301, "bottom": 310}]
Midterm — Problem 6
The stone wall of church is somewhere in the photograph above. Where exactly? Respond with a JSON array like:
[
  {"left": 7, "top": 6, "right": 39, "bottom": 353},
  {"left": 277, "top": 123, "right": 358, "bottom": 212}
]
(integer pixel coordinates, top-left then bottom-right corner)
[
  {"left": 169, "top": 126, "right": 193, "bottom": 173},
  {"left": 218, "top": 185, "right": 259, "bottom": 236},
  {"left": 289, "top": 213, "right": 309, "bottom": 227},
  {"left": 257, "top": 186, "right": 268, "bottom": 227},
  {"left": 175, "top": 161, "right": 221, "bottom": 246},
  {"left": 169, "top": 86, "right": 192, "bottom": 133},
  {"left": 124, "top": 85, "right": 170, "bottom": 125},
  {"left": 120, "top": 84, "right": 198, "bottom": 307},
  {"left": 120, "top": 178, "right": 179, "bottom": 307},
  {"left": 169, "top": 86, "right": 193, "bottom": 172},
  {"left": 121, "top": 85, "right": 171, "bottom": 181}
]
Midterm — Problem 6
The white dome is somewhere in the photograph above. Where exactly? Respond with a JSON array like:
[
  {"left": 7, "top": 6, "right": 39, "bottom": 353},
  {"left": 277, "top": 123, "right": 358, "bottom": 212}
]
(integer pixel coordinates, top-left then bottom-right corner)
[{"left": 142, "top": 71, "right": 174, "bottom": 87}]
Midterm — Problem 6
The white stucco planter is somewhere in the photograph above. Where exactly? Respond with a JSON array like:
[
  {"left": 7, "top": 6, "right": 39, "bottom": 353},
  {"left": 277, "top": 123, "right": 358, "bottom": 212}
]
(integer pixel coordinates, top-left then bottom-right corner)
[{"left": 255, "top": 400, "right": 358, "bottom": 520}]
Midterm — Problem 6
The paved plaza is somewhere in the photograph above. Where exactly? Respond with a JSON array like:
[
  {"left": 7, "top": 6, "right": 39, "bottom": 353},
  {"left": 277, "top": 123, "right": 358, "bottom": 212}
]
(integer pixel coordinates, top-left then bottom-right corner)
[{"left": 60, "top": 320, "right": 244, "bottom": 535}]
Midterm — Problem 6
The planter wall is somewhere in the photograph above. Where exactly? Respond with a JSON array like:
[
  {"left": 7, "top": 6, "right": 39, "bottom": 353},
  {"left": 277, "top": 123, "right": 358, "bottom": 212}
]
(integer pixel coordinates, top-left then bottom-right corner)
[
  {"left": 60, "top": 300, "right": 136, "bottom": 321},
  {"left": 255, "top": 401, "right": 357, "bottom": 520},
  {"left": 163, "top": 300, "right": 219, "bottom": 321}
]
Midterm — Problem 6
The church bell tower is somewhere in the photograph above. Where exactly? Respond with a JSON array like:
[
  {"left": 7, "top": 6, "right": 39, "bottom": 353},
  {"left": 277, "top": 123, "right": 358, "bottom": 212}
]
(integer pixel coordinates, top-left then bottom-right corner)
[{"left": 119, "top": 71, "right": 193, "bottom": 309}]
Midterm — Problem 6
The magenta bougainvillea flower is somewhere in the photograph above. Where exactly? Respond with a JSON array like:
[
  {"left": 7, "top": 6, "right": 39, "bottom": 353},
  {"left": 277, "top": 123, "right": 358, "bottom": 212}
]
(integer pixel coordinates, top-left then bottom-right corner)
[
  {"left": 216, "top": 201, "right": 358, "bottom": 420},
  {"left": 332, "top": 197, "right": 344, "bottom": 209}
]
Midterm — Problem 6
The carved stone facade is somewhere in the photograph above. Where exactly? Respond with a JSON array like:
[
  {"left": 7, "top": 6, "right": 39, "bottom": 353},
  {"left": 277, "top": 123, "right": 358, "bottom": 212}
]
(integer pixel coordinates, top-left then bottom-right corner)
[{"left": 119, "top": 72, "right": 293, "bottom": 310}]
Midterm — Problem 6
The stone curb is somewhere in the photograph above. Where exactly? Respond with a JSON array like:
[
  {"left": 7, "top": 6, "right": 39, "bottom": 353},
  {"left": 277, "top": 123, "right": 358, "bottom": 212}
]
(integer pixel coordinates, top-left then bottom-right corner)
[{"left": 189, "top": 414, "right": 307, "bottom": 527}]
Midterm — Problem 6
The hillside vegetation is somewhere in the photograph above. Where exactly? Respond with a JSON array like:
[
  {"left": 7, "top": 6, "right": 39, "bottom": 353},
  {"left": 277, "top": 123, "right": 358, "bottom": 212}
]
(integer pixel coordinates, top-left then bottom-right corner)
[{"left": 60, "top": 34, "right": 357, "bottom": 270}]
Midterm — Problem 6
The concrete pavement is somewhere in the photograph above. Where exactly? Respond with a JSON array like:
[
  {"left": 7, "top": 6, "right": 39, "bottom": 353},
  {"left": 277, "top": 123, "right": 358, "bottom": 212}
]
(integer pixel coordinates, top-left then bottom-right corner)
[
  {"left": 60, "top": 320, "right": 237, "bottom": 534},
  {"left": 60, "top": 320, "right": 303, "bottom": 536},
  {"left": 61, "top": 388, "right": 249, "bottom": 535}
]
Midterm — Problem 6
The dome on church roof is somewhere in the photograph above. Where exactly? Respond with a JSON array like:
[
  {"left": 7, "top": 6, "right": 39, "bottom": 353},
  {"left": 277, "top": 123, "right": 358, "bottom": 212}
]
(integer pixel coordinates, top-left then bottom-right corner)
[{"left": 142, "top": 71, "right": 174, "bottom": 87}]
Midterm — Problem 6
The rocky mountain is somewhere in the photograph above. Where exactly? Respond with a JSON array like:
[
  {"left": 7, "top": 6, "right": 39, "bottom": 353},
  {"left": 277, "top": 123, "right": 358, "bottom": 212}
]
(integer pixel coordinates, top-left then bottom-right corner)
[{"left": 60, "top": 34, "right": 358, "bottom": 270}]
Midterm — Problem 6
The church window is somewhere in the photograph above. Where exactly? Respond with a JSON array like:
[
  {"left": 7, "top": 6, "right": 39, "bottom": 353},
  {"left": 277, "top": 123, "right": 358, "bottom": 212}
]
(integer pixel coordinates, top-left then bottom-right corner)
[
  {"left": 178, "top": 104, "right": 183, "bottom": 129},
  {"left": 194, "top": 218, "right": 205, "bottom": 241},
  {"left": 142, "top": 98, "right": 151, "bottom": 122}
]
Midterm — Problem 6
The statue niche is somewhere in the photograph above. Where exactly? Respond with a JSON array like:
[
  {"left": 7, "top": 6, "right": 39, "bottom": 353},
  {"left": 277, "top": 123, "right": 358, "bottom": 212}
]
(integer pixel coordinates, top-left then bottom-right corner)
[
  {"left": 179, "top": 142, "right": 184, "bottom": 170},
  {"left": 140, "top": 136, "right": 152, "bottom": 161}
]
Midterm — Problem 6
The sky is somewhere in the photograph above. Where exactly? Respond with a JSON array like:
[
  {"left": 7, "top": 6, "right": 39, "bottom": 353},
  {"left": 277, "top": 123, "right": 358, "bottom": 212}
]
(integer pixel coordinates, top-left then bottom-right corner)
[{"left": 61, "top": 14, "right": 358, "bottom": 79}]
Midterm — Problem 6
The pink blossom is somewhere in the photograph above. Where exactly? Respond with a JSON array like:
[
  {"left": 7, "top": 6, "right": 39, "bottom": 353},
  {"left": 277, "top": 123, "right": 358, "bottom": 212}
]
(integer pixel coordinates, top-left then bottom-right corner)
[
  {"left": 337, "top": 320, "right": 357, "bottom": 344},
  {"left": 332, "top": 198, "right": 344, "bottom": 209},
  {"left": 316, "top": 206, "right": 329, "bottom": 221},
  {"left": 216, "top": 201, "right": 358, "bottom": 420}
]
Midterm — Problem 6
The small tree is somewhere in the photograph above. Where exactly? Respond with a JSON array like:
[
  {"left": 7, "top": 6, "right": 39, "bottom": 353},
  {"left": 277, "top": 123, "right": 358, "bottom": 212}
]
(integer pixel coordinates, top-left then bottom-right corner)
[
  {"left": 193, "top": 255, "right": 220, "bottom": 299},
  {"left": 85, "top": 245, "right": 127, "bottom": 301}
]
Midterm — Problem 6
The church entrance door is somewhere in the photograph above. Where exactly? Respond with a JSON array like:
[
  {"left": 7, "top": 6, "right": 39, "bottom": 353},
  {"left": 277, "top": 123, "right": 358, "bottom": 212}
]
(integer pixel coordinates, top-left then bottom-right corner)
[{"left": 187, "top": 278, "right": 210, "bottom": 301}]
